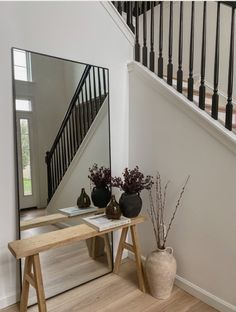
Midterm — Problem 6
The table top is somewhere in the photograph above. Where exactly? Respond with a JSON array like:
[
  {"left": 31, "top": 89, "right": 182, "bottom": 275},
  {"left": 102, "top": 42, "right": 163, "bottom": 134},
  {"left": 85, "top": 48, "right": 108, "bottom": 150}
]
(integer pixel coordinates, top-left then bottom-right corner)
[
  {"left": 20, "top": 208, "right": 105, "bottom": 231},
  {"left": 9, "top": 215, "right": 145, "bottom": 259}
]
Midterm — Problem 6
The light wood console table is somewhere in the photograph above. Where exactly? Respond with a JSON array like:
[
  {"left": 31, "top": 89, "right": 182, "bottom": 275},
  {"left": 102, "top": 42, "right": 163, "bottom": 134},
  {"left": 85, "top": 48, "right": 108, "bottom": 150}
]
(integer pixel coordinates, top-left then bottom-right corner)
[{"left": 9, "top": 215, "right": 146, "bottom": 312}]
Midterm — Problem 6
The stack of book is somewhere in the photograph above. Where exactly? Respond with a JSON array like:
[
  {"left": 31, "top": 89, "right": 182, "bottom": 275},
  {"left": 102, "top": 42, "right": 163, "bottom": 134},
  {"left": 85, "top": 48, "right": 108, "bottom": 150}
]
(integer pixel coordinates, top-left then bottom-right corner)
[
  {"left": 58, "top": 206, "right": 98, "bottom": 217},
  {"left": 82, "top": 213, "right": 131, "bottom": 231}
]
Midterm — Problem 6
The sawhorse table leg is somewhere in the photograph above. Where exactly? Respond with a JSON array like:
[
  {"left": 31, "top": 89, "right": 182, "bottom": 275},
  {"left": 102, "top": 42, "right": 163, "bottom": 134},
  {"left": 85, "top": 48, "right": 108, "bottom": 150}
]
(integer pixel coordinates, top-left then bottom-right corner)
[
  {"left": 113, "top": 225, "right": 146, "bottom": 292},
  {"left": 20, "top": 254, "right": 47, "bottom": 312}
]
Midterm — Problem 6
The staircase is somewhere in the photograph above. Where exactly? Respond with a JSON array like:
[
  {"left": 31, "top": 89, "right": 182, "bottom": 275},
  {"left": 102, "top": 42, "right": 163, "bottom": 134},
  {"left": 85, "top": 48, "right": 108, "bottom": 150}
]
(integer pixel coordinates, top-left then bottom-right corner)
[
  {"left": 112, "top": 1, "right": 236, "bottom": 132},
  {"left": 45, "top": 64, "right": 108, "bottom": 202}
]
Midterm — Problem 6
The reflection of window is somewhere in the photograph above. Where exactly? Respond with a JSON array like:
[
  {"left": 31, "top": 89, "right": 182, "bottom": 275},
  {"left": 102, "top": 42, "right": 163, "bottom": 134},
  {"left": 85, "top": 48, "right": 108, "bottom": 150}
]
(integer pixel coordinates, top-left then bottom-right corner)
[
  {"left": 16, "top": 99, "right": 32, "bottom": 111},
  {"left": 19, "top": 119, "right": 33, "bottom": 196},
  {"left": 13, "top": 49, "right": 32, "bottom": 81}
]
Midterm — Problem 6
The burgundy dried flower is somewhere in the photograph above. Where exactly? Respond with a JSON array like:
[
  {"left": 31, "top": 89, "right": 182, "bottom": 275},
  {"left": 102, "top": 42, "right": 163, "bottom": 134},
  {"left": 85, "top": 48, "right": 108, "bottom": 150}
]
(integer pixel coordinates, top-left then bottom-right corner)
[
  {"left": 112, "top": 166, "right": 153, "bottom": 194},
  {"left": 88, "top": 163, "right": 111, "bottom": 188}
]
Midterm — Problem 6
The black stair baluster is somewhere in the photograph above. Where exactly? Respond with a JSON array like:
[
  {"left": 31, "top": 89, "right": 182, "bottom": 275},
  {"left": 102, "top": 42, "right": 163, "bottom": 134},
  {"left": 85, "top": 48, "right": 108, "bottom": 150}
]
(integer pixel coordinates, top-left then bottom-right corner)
[
  {"left": 57, "top": 143, "right": 61, "bottom": 184},
  {"left": 78, "top": 97, "right": 83, "bottom": 144},
  {"left": 199, "top": 2, "right": 207, "bottom": 110},
  {"left": 212, "top": 2, "right": 220, "bottom": 120},
  {"left": 73, "top": 104, "right": 79, "bottom": 149},
  {"left": 167, "top": 2, "right": 173, "bottom": 86},
  {"left": 54, "top": 154, "right": 58, "bottom": 192},
  {"left": 87, "top": 75, "right": 92, "bottom": 127},
  {"left": 98, "top": 67, "right": 102, "bottom": 109},
  {"left": 46, "top": 152, "right": 52, "bottom": 201},
  {"left": 66, "top": 124, "right": 71, "bottom": 166},
  {"left": 54, "top": 147, "right": 59, "bottom": 190},
  {"left": 58, "top": 141, "right": 62, "bottom": 183},
  {"left": 158, "top": 2, "right": 163, "bottom": 78},
  {"left": 118, "top": 1, "right": 122, "bottom": 15},
  {"left": 177, "top": 2, "right": 183, "bottom": 93},
  {"left": 150, "top": 1, "right": 155, "bottom": 72},
  {"left": 68, "top": 116, "right": 73, "bottom": 159},
  {"left": 225, "top": 7, "right": 235, "bottom": 131},
  {"left": 93, "top": 67, "right": 98, "bottom": 114},
  {"left": 61, "top": 129, "right": 66, "bottom": 173},
  {"left": 71, "top": 107, "right": 77, "bottom": 153},
  {"left": 126, "top": 2, "right": 131, "bottom": 28},
  {"left": 188, "top": 1, "right": 195, "bottom": 101},
  {"left": 51, "top": 155, "right": 55, "bottom": 193},
  {"left": 81, "top": 87, "right": 86, "bottom": 138},
  {"left": 64, "top": 128, "right": 69, "bottom": 170},
  {"left": 75, "top": 101, "right": 80, "bottom": 146},
  {"left": 88, "top": 71, "right": 94, "bottom": 122},
  {"left": 142, "top": 1, "right": 147, "bottom": 66},
  {"left": 69, "top": 114, "right": 74, "bottom": 156},
  {"left": 84, "top": 81, "right": 89, "bottom": 132},
  {"left": 130, "top": 2, "right": 135, "bottom": 33},
  {"left": 103, "top": 68, "right": 107, "bottom": 95},
  {"left": 135, "top": 1, "right": 140, "bottom": 62}
]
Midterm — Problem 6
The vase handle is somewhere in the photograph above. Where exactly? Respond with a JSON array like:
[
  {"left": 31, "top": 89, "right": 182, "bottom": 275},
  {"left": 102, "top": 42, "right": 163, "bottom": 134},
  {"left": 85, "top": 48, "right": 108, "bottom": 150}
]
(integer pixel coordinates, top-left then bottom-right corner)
[{"left": 166, "top": 247, "right": 174, "bottom": 254}]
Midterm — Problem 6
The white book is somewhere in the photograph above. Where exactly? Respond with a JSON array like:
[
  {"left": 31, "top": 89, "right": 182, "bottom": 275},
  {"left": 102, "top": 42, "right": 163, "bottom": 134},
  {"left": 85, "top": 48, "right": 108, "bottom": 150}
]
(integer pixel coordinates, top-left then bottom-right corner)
[
  {"left": 82, "top": 213, "right": 131, "bottom": 232},
  {"left": 59, "top": 206, "right": 98, "bottom": 217}
]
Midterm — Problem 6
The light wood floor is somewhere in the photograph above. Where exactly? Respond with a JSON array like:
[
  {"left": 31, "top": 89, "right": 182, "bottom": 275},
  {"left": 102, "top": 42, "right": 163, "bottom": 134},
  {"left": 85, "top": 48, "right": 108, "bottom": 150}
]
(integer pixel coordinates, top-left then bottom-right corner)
[{"left": 3, "top": 260, "right": 218, "bottom": 312}]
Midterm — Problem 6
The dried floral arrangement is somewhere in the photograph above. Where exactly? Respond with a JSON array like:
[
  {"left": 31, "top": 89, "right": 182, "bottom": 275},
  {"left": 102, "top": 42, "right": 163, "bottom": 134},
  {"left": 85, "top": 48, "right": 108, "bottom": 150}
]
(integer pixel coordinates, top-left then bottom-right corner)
[
  {"left": 88, "top": 163, "right": 111, "bottom": 188},
  {"left": 148, "top": 172, "right": 190, "bottom": 250},
  {"left": 112, "top": 166, "right": 153, "bottom": 194}
]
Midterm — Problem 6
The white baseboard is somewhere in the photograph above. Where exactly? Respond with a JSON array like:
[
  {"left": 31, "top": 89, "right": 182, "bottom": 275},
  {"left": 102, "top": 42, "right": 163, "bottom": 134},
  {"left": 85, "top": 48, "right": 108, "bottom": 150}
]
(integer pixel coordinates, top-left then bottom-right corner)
[
  {"left": 0, "top": 292, "right": 19, "bottom": 309},
  {"left": 128, "top": 252, "right": 236, "bottom": 312},
  {"left": 175, "top": 275, "right": 236, "bottom": 312}
]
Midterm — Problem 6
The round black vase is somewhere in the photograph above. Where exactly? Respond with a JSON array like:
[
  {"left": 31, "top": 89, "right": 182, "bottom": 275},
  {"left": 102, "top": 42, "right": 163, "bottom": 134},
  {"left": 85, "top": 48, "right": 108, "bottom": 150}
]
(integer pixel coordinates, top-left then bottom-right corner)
[
  {"left": 119, "top": 193, "right": 142, "bottom": 218},
  {"left": 91, "top": 186, "right": 111, "bottom": 208}
]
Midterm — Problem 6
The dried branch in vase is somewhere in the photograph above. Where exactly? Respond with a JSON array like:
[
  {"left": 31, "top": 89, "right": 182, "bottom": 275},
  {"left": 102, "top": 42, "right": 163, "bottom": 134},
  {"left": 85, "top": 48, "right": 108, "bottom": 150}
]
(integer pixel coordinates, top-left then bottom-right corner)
[{"left": 147, "top": 172, "right": 190, "bottom": 250}]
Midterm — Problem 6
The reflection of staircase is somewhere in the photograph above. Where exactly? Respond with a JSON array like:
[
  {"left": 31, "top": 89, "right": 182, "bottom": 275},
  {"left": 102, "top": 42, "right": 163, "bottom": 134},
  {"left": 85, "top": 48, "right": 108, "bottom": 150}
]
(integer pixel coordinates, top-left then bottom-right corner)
[
  {"left": 45, "top": 65, "right": 108, "bottom": 202},
  {"left": 113, "top": 1, "right": 236, "bottom": 131}
]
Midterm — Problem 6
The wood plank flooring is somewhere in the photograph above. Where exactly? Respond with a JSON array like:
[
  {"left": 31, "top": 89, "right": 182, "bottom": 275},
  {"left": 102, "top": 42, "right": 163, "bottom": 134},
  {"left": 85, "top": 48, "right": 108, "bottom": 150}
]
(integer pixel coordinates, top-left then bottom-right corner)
[{"left": 2, "top": 260, "right": 218, "bottom": 312}]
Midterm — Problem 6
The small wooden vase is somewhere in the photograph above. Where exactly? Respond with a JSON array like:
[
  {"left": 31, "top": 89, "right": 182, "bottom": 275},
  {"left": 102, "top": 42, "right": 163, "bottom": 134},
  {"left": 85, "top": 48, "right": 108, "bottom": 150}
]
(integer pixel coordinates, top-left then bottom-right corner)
[{"left": 77, "top": 188, "right": 91, "bottom": 208}]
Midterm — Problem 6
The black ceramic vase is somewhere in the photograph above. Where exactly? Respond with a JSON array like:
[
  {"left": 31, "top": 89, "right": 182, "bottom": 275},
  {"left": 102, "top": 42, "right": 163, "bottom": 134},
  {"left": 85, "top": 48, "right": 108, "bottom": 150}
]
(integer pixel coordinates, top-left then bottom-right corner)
[
  {"left": 119, "top": 192, "right": 142, "bottom": 218},
  {"left": 106, "top": 195, "right": 121, "bottom": 220},
  {"left": 91, "top": 186, "right": 111, "bottom": 208},
  {"left": 77, "top": 188, "right": 91, "bottom": 208}
]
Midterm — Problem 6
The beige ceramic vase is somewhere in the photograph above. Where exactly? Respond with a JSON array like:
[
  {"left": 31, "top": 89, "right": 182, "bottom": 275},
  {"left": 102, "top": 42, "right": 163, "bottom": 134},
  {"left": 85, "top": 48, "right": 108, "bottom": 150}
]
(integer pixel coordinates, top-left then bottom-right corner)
[{"left": 145, "top": 247, "right": 177, "bottom": 299}]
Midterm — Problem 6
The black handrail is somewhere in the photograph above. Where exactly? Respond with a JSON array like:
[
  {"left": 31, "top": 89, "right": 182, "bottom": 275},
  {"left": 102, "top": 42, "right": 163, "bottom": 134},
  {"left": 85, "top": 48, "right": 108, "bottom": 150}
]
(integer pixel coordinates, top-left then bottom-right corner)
[
  {"left": 112, "top": 1, "right": 236, "bottom": 133},
  {"left": 48, "top": 65, "right": 91, "bottom": 158},
  {"left": 46, "top": 64, "right": 108, "bottom": 201}
]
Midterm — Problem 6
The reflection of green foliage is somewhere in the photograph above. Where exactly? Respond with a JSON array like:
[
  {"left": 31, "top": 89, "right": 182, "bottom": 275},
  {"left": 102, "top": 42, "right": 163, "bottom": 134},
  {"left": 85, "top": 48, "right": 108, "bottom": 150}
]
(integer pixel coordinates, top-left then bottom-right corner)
[
  {"left": 23, "top": 178, "right": 32, "bottom": 195},
  {"left": 21, "top": 121, "right": 30, "bottom": 170}
]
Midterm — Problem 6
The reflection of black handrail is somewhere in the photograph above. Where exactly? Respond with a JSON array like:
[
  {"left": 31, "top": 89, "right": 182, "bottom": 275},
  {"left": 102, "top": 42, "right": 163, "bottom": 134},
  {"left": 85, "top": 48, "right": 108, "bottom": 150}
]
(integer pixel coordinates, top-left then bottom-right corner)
[
  {"left": 48, "top": 65, "right": 91, "bottom": 158},
  {"left": 46, "top": 64, "right": 108, "bottom": 202}
]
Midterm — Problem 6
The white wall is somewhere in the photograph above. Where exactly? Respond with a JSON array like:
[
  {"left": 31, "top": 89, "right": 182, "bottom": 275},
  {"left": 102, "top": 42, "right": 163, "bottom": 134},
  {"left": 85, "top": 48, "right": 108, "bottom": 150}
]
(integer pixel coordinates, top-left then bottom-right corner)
[
  {"left": 128, "top": 62, "right": 236, "bottom": 311},
  {"left": 138, "top": 2, "right": 236, "bottom": 101},
  {"left": 47, "top": 99, "right": 109, "bottom": 221},
  {"left": 62, "top": 60, "right": 86, "bottom": 105},
  {"left": 0, "top": 1, "right": 133, "bottom": 308},
  {"left": 15, "top": 54, "right": 86, "bottom": 208}
]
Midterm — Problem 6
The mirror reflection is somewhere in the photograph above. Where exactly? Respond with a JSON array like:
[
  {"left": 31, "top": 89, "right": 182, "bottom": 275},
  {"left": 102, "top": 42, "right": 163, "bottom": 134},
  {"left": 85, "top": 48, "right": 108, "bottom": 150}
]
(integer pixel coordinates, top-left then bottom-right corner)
[{"left": 13, "top": 49, "right": 111, "bottom": 306}]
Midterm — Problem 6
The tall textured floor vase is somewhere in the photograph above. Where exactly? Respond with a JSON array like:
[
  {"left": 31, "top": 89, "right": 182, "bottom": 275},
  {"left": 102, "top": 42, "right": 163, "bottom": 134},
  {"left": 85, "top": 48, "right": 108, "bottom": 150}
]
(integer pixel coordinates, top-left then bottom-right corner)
[{"left": 145, "top": 247, "right": 177, "bottom": 299}]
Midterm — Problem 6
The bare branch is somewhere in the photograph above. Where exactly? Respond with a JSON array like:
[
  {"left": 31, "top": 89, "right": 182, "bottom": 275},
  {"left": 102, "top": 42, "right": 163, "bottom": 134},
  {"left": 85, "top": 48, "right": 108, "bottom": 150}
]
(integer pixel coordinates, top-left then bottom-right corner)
[{"left": 163, "top": 175, "right": 190, "bottom": 245}]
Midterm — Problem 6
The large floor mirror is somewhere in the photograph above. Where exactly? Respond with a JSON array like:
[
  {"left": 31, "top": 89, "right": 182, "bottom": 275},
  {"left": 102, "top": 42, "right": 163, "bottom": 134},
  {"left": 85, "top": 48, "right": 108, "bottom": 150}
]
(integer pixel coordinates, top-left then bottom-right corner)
[{"left": 12, "top": 48, "right": 112, "bottom": 306}]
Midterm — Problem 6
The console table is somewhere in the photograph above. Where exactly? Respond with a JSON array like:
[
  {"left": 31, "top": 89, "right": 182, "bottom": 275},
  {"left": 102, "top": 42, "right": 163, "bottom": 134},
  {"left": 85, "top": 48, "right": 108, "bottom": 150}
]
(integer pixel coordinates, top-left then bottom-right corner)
[{"left": 9, "top": 215, "right": 146, "bottom": 312}]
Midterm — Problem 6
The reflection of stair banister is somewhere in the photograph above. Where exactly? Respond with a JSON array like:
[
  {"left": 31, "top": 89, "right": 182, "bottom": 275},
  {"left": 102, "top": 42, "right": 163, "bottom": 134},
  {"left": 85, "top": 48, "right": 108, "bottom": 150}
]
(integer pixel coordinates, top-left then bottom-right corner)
[
  {"left": 45, "top": 64, "right": 108, "bottom": 202},
  {"left": 113, "top": 1, "right": 236, "bottom": 131}
]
